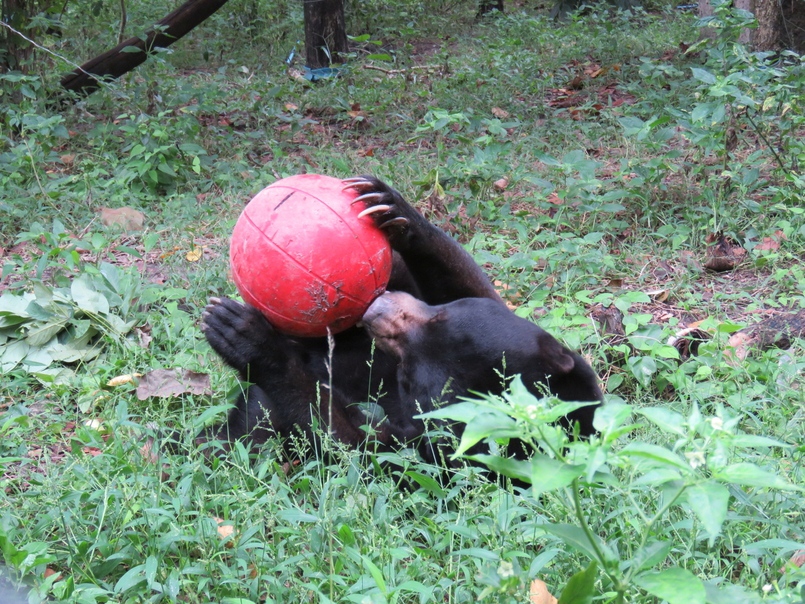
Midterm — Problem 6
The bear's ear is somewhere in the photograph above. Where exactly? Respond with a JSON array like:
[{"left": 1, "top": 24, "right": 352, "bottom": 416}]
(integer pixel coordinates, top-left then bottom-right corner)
[{"left": 536, "top": 331, "right": 576, "bottom": 375}]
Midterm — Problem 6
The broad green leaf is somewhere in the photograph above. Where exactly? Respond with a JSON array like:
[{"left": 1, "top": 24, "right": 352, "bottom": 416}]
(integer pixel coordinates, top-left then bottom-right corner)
[
  {"left": 686, "top": 481, "right": 730, "bottom": 543},
  {"left": 558, "top": 560, "right": 597, "bottom": 604},
  {"left": 714, "top": 463, "right": 803, "bottom": 490},
  {"left": 100, "top": 262, "right": 122, "bottom": 294},
  {"left": 21, "top": 347, "right": 54, "bottom": 371},
  {"left": 528, "top": 548, "right": 560, "bottom": 576},
  {"left": 104, "top": 314, "right": 135, "bottom": 335},
  {"left": 47, "top": 341, "right": 100, "bottom": 363},
  {"left": 277, "top": 509, "right": 320, "bottom": 523},
  {"left": 691, "top": 102, "right": 712, "bottom": 123},
  {"left": 0, "top": 292, "right": 35, "bottom": 327},
  {"left": 627, "top": 356, "right": 656, "bottom": 388},
  {"left": 731, "top": 434, "right": 791, "bottom": 449},
  {"left": 144, "top": 555, "right": 158, "bottom": 586},
  {"left": 362, "top": 556, "right": 387, "bottom": 595},
  {"left": 421, "top": 402, "right": 483, "bottom": 423},
  {"left": 703, "top": 580, "right": 763, "bottom": 604},
  {"left": 584, "top": 443, "right": 608, "bottom": 483},
  {"left": 540, "top": 523, "right": 616, "bottom": 564},
  {"left": 637, "top": 407, "right": 686, "bottom": 436},
  {"left": 632, "top": 468, "right": 682, "bottom": 486},
  {"left": 25, "top": 320, "right": 67, "bottom": 347},
  {"left": 619, "top": 442, "right": 692, "bottom": 473},
  {"left": 634, "top": 567, "right": 705, "bottom": 604},
  {"left": 530, "top": 454, "right": 585, "bottom": 495},
  {"left": 25, "top": 299, "right": 57, "bottom": 321},
  {"left": 0, "top": 291, "right": 35, "bottom": 316},
  {"left": 593, "top": 401, "right": 632, "bottom": 434},
  {"left": 540, "top": 401, "right": 599, "bottom": 424},
  {"left": 71, "top": 274, "right": 110, "bottom": 315},
  {"left": 114, "top": 563, "right": 146, "bottom": 593},
  {"left": 404, "top": 471, "right": 446, "bottom": 497},
  {"left": 467, "top": 454, "right": 531, "bottom": 484},
  {"left": 455, "top": 411, "right": 518, "bottom": 455},
  {"left": 1, "top": 340, "right": 30, "bottom": 371},
  {"left": 742, "top": 538, "right": 805, "bottom": 555},
  {"left": 191, "top": 403, "right": 235, "bottom": 430},
  {"left": 627, "top": 539, "right": 672, "bottom": 574},
  {"left": 690, "top": 67, "right": 716, "bottom": 85}
]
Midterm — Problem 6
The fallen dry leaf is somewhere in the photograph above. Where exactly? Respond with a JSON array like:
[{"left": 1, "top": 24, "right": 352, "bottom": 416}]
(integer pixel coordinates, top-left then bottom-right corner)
[
  {"left": 493, "top": 178, "right": 509, "bottom": 192},
  {"left": 136, "top": 369, "right": 211, "bottom": 400},
  {"left": 530, "top": 579, "right": 558, "bottom": 604},
  {"left": 99, "top": 207, "right": 145, "bottom": 231},
  {"left": 755, "top": 230, "right": 786, "bottom": 252},
  {"left": 186, "top": 246, "right": 203, "bottom": 262},
  {"left": 782, "top": 550, "right": 805, "bottom": 572},
  {"left": 107, "top": 373, "right": 142, "bottom": 387},
  {"left": 213, "top": 517, "right": 237, "bottom": 546},
  {"left": 492, "top": 107, "right": 510, "bottom": 118},
  {"left": 704, "top": 233, "right": 745, "bottom": 272},
  {"left": 726, "top": 330, "right": 753, "bottom": 361},
  {"left": 566, "top": 75, "right": 585, "bottom": 90},
  {"left": 135, "top": 325, "right": 152, "bottom": 349},
  {"left": 140, "top": 439, "right": 159, "bottom": 464},
  {"left": 645, "top": 288, "right": 669, "bottom": 303},
  {"left": 44, "top": 567, "right": 62, "bottom": 581}
]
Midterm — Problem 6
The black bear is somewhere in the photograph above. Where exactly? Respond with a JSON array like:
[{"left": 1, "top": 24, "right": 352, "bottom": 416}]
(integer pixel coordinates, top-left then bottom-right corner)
[{"left": 199, "top": 176, "right": 602, "bottom": 457}]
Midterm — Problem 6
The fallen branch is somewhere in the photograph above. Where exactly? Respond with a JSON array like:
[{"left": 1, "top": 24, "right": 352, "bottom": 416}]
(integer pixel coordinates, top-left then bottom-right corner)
[
  {"left": 362, "top": 64, "right": 443, "bottom": 75},
  {"left": 60, "top": 0, "right": 231, "bottom": 99}
]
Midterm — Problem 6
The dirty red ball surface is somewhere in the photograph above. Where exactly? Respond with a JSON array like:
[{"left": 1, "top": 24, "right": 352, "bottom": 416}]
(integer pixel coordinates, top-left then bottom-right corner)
[{"left": 230, "top": 174, "right": 392, "bottom": 337}]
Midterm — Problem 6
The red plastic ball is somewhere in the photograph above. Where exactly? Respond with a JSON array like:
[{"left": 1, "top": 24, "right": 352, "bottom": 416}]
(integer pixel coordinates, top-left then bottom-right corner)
[{"left": 230, "top": 174, "right": 392, "bottom": 337}]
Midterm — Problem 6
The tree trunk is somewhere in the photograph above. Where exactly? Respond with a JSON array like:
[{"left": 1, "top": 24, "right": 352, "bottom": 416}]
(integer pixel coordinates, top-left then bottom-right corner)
[
  {"left": 303, "top": 0, "right": 348, "bottom": 69},
  {"left": 698, "top": 0, "right": 784, "bottom": 49},
  {"left": 734, "top": 0, "right": 753, "bottom": 44},
  {"left": 753, "top": 0, "right": 783, "bottom": 50},
  {"left": 60, "top": 0, "right": 231, "bottom": 98},
  {"left": 697, "top": 0, "right": 715, "bottom": 39},
  {"left": 2, "top": 0, "right": 35, "bottom": 70}
]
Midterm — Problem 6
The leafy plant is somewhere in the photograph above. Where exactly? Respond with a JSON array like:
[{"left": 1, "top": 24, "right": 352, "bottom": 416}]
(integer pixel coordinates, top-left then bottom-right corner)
[
  {"left": 428, "top": 378, "right": 804, "bottom": 604},
  {"left": 0, "top": 221, "right": 161, "bottom": 384}
]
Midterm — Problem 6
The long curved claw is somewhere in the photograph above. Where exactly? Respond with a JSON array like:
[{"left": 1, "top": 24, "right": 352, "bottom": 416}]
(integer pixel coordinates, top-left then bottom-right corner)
[
  {"left": 342, "top": 177, "right": 373, "bottom": 191},
  {"left": 358, "top": 204, "right": 391, "bottom": 218},
  {"left": 352, "top": 192, "right": 386, "bottom": 206},
  {"left": 379, "top": 217, "right": 409, "bottom": 229}
]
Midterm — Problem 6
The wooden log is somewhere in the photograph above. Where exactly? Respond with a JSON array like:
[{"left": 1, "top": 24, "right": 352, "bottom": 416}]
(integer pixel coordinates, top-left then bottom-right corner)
[{"left": 60, "top": 0, "right": 231, "bottom": 98}]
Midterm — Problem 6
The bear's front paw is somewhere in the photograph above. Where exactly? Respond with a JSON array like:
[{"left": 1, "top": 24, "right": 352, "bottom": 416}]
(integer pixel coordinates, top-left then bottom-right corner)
[
  {"left": 201, "top": 297, "right": 275, "bottom": 372},
  {"left": 342, "top": 175, "right": 413, "bottom": 243}
]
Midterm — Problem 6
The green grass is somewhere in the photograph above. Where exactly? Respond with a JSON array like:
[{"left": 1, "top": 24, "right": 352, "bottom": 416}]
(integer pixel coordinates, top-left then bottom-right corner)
[{"left": 2, "top": 1, "right": 805, "bottom": 602}]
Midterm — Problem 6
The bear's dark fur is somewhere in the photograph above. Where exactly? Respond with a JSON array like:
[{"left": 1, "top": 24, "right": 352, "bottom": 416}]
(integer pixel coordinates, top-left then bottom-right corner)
[{"left": 199, "top": 176, "right": 602, "bottom": 456}]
